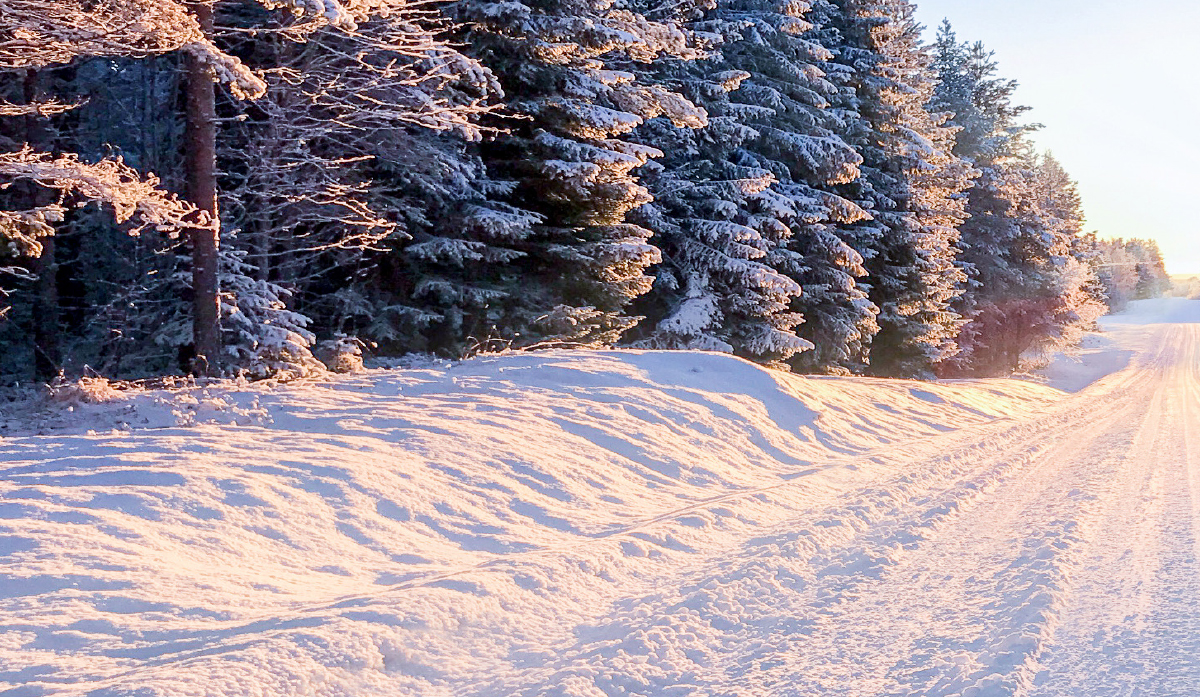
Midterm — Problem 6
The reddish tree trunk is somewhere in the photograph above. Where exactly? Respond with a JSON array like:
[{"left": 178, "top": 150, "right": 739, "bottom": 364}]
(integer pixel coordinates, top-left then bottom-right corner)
[{"left": 184, "top": 1, "right": 221, "bottom": 376}]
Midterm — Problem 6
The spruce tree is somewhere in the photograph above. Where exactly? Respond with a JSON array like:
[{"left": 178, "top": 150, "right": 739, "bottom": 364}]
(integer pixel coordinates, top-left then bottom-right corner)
[
  {"left": 0, "top": 0, "right": 254, "bottom": 381},
  {"left": 626, "top": 59, "right": 811, "bottom": 363},
  {"left": 729, "top": 0, "right": 876, "bottom": 374},
  {"left": 1, "top": 0, "right": 509, "bottom": 380},
  {"left": 824, "top": 0, "right": 973, "bottom": 377},
  {"left": 932, "top": 25, "right": 1102, "bottom": 375},
  {"left": 629, "top": 0, "right": 876, "bottom": 371},
  {"left": 452, "top": 0, "right": 708, "bottom": 348}
]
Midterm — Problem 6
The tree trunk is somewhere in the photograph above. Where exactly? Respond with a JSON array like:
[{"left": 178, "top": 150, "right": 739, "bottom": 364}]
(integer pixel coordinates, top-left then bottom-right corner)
[
  {"left": 184, "top": 1, "right": 221, "bottom": 376},
  {"left": 24, "top": 70, "right": 60, "bottom": 382}
]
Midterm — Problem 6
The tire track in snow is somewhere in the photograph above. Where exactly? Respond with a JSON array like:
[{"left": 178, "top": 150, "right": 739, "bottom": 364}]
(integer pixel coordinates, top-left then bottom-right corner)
[
  {"left": 856, "top": 322, "right": 1185, "bottom": 697},
  {"left": 724, "top": 360, "right": 1157, "bottom": 697},
  {"left": 467, "top": 343, "right": 1164, "bottom": 697},
  {"left": 765, "top": 321, "right": 1194, "bottom": 697},
  {"left": 1029, "top": 322, "right": 1200, "bottom": 695}
]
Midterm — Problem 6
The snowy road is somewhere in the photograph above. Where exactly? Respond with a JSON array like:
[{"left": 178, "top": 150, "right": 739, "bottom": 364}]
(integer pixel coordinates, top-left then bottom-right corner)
[
  {"left": 707, "top": 316, "right": 1200, "bottom": 697},
  {"left": 2, "top": 299, "right": 1200, "bottom": 696}
]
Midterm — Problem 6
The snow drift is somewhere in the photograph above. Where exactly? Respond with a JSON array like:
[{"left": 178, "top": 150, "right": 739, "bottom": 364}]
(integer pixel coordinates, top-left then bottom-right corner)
[{"left": 0, "top": 335, "right": 1131, "bottom": 696}]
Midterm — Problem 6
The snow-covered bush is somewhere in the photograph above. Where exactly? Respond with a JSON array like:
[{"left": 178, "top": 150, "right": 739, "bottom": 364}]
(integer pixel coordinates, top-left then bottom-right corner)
[
  {"left": 47, "top": 375, "right": 122, "bottom": 404},
  {"left": 314, "top": 335, "right": 365, "bottom": 373}
]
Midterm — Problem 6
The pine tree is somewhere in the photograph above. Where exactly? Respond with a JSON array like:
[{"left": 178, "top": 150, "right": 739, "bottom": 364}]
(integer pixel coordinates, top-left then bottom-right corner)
[
  {"left": 0, "top": 0, "right": 261, "bottom": 380},
  {"left": 2, "top": 0, "right": 508, "bottom": 380}
]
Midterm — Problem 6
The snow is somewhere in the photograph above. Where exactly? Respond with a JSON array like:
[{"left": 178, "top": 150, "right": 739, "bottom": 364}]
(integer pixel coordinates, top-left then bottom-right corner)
[
  {"left": 3, "top": 299, "right": 1200, "bottom": 696},
  {"left": 1032, "top": 296, "right": 1200, "bottom": 393},
  {"left": 1030, "top": 331, "right": 1133, "bottom": 393}
]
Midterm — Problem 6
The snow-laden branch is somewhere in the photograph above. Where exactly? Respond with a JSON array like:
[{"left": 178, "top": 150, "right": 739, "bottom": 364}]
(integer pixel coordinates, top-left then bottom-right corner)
[
  {"left": 0, "top": 147, "right": 203, "bottom": 259},
  {"left": 258, "top": 0, "right": 358, "bottom": 29},
  {"left": 257, "top": 0, "right": 454, "bottom": 29},
  {"left": 221, "top": 6, "right": 505, "bottom": 264},
  {"left": 0, "top": 99, "right": 79, "bottom": 116},
  {"left": 0, "top": 204, "right": 61, "bottom": 259},
  {"left": 0, "top": 0, "right": 202, "bottom": 66},
  {"left": 0, "top": 0, "right": 266, "bottom": 98}
]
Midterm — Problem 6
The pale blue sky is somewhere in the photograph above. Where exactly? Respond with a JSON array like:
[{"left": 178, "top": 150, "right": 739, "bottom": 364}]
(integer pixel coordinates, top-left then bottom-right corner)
[{"left": 911, "top": 0, "right": 1200, "bottom": 274}]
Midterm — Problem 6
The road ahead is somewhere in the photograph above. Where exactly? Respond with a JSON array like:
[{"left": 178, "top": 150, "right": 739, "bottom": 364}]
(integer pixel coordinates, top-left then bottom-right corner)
[
  {"left": 744, "top": 309, "right": 1200, "bottom": 696},
  {"left": 497, "top": 303, "right": 1200, "bottom": 697}
]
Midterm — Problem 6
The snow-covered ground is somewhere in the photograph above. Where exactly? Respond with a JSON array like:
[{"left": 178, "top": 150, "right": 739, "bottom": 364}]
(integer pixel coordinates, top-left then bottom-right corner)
[{"left": 2, "top": 298, "right": 1198, "bottom": 696}]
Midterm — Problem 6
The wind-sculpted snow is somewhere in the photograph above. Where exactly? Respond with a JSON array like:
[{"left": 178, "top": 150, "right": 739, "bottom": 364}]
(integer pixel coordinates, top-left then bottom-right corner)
[{"left": 3, "top": 299, "right": 1200, "bottom": 696}]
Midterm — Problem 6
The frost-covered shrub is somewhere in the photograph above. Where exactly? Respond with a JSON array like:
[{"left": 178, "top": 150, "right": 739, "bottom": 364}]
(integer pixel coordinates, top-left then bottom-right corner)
[
  {"left": 48, "top": 376, "right": 123, "bottom": 405},
  {"left": 220, "top": 249, "right": 326, "bottom": 380},
  {"left": 314, "top": 335, "right": 365, "bottom": 373}
]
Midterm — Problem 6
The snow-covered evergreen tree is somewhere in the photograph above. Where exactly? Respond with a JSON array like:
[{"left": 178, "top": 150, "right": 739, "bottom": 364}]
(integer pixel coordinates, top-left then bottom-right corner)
[
  {"left": 0, "top": 0, "right": 265, "bottom": 96},
  {"left": 0, "top": 0, "right": 1141, "bottom": 383},
  {"left": 0, "top": 0, "right": 227, "bottom": 377},
  {"left": 451, "top": 0, "right": 708, "bottom": 348},
  {"left": 1, "top": 0, "right": 513, "bottom": 380},
  {"left": 931, "top": 28, "right": 1102, "bottom": 376},
  {"left": 725, "top": 0, "right": 876, "bottom": 374},
  {"left": 629, "top": 0, "right": 876, "bottom": 371},
  {"left": 1089, "top": 236, "right": 1169, "bottom": 312},
  {"left": 825, "top": 0, "right": 973, "bottom": 377},
  {"left": 626, "top": 55, "right": 811, "bottom": 363}
]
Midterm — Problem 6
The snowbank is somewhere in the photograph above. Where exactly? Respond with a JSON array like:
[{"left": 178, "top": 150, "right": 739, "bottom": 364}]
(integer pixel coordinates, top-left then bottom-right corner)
[
  {"left": 1033, "top": 297, "right": 1200, "bottom": 392},
  {"left": 0, "top": 349, "right": 1092, "bottom": 696}
]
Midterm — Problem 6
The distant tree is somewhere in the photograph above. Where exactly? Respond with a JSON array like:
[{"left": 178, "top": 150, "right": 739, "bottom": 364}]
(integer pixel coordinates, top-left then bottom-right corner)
[
  {"left": 938, "top": 151, "right": 1104, "bottom": 374},
  {"left": 1091, "top": 236, "right": 1169, "bottom": 310},
  {"left": 1127, "top": 239, "right": 1170, "bottom": 300},
  {"left": 1170, "top": 274, "right": 1200, "bottom": 301}
]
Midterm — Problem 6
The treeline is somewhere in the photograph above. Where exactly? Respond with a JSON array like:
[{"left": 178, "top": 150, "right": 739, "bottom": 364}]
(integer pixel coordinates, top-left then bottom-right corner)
[
  {"left": 1088, "top": 237, "right": 1170, "bottom": 312},
  {"left": 0, "top": 0, "right": 1169, "bottom": 383}
]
